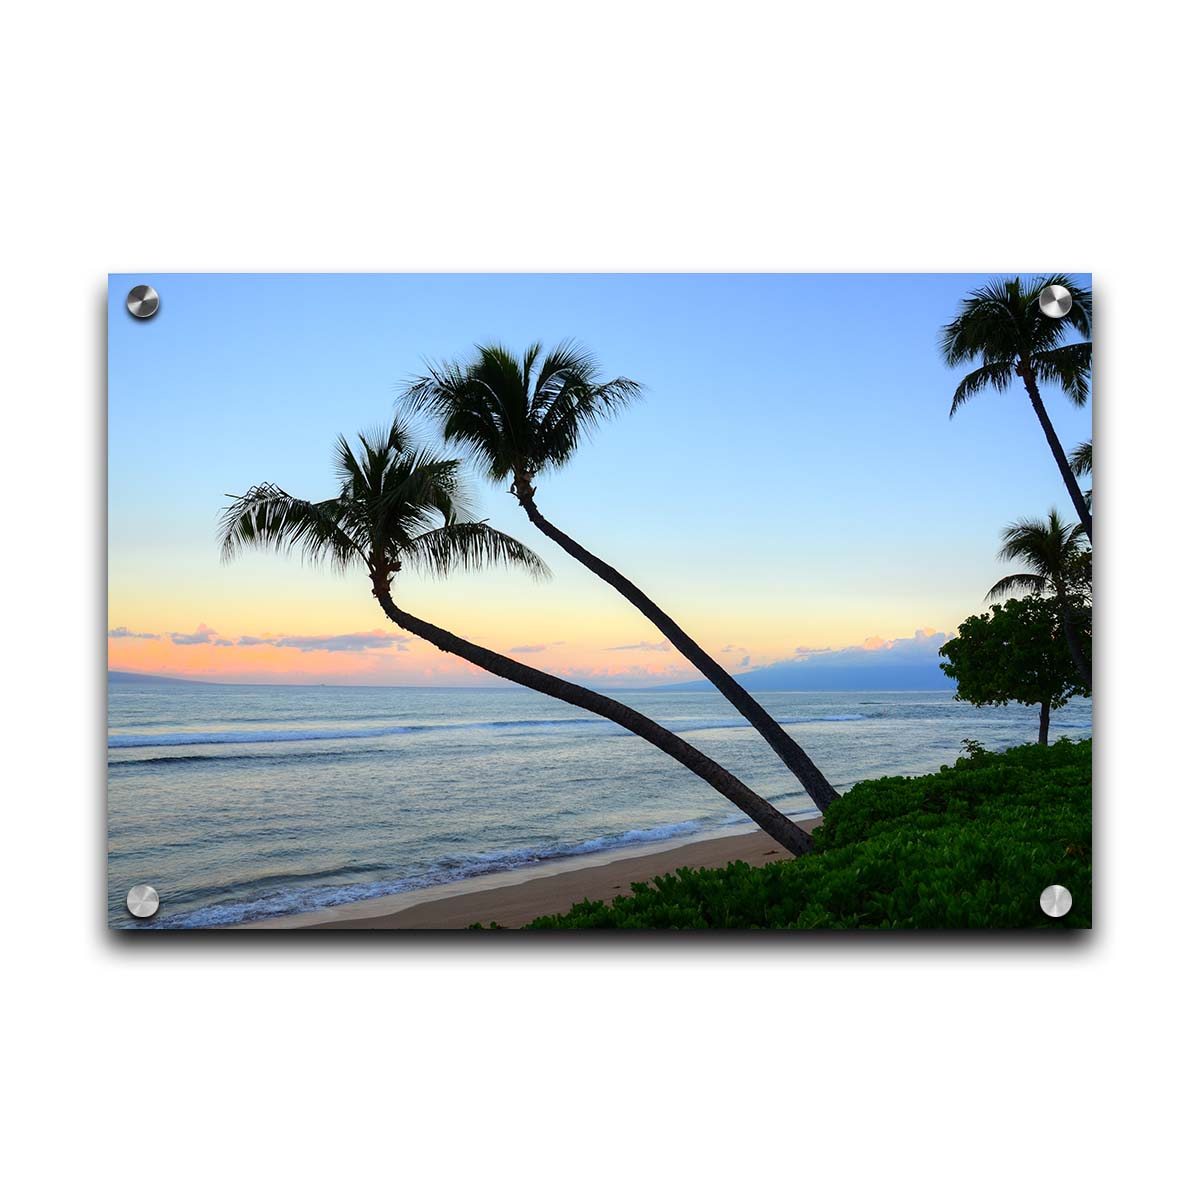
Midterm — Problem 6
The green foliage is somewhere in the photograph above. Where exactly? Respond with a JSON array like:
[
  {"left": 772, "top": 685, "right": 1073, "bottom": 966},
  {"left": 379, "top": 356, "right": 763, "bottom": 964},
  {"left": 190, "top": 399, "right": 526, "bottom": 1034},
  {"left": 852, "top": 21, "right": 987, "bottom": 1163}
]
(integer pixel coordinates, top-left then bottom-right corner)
[
  {"left": 524, "top": 740, "right": 1091, "bottom": 930},
  {"left": 939, "top": 595, "right": 1088, "bottom": 711}
]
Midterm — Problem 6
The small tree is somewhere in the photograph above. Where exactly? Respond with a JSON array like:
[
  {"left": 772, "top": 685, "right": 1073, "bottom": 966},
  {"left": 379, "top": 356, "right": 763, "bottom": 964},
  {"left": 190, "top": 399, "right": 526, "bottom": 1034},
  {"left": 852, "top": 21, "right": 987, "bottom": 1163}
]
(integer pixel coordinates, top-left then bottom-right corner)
[{"left": 939, "top": 595, "right": 1089, "bottom": 745}]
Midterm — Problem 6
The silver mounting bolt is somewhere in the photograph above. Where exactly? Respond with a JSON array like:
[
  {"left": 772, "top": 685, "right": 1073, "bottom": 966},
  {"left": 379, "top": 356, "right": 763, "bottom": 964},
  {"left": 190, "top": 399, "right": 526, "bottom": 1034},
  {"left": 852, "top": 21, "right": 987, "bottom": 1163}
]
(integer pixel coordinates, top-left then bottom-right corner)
[
  {"left": 126, "top": 284, "right": 160, "bottom": 319},
  {"left": 1039, "top": 884, "right": 1072, "bottom": 918},
  {"left": 1038, "top": 284, "right": 1072, "bottom": 319},
  {"left": 126, "top": 884, "right": 160, "bottom": 919}
]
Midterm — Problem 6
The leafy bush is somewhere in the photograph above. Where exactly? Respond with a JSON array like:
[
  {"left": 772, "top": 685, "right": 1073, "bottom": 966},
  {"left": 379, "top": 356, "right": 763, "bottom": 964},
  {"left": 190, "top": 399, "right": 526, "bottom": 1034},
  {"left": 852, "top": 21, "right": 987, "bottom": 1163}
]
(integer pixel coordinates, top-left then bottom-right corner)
[{"left": 523, "top": 739, "right": 1091, "bottom": 930}]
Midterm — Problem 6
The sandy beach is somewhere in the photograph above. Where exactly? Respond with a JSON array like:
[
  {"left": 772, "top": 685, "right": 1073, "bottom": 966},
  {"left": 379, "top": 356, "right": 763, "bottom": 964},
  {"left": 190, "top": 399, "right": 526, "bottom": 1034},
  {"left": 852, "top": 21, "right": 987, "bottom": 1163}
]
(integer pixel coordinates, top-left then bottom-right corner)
[{"left": 241, "top": 819, "right": 822, "bottom": 930}]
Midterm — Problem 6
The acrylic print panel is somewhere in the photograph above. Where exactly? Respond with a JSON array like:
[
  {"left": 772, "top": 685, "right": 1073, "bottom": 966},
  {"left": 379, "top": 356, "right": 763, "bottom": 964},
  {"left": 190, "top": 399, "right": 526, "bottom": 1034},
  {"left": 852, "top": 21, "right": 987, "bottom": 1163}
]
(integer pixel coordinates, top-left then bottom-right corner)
[{"left": 107, "top": 273, "right": 1093, "bottom": 931}]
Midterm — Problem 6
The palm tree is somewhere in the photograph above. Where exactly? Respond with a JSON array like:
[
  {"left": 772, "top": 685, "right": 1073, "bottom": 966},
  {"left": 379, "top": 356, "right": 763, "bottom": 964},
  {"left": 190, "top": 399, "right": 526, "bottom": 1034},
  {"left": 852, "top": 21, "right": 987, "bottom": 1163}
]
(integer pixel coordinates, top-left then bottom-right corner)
[
  {"left": 1070, "top": 439, "right": 1093, "bottom": 509},
  {"left": 987, "top": 509, "right": 1091, "bottom": 690},
  {"left": 219, "top": 419, "right": 815, "bottom": 857},
  {"left": 403, "top": 342, "right": 841, "bottom": 814},
  {"left": 941, "top": 275, "right": 1093, "bottom": 540}
]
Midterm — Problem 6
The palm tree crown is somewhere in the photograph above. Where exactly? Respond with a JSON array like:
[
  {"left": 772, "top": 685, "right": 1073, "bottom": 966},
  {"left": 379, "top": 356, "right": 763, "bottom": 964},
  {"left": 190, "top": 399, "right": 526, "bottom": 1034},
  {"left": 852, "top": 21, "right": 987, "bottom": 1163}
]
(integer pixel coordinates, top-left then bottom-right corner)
[
  {"left": 987, "top": 509, "right": 1089, "bottom": 601},
  {"left": 403, "top": 341, "right": 642, "bottom": 487},
  {"left": 942, "top": 274, "right": 1093, "bottom": 539},
  {"left": 987, "top": 508, "right": 1092, "bottom": 691},
  {"left": 219, "top": 418, "right": 548, "bottom": 588},
  {"left": 941, "top": 274, "right": 1092, "bottom": 416}
]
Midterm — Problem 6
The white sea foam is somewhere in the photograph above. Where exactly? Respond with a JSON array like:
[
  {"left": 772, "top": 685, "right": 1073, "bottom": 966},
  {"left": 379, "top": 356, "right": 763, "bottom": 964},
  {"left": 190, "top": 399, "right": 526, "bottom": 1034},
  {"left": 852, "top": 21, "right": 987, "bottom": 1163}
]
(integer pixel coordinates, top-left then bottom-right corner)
[{"left": 145, "top": 813, "right": 775, "bottom": 929}]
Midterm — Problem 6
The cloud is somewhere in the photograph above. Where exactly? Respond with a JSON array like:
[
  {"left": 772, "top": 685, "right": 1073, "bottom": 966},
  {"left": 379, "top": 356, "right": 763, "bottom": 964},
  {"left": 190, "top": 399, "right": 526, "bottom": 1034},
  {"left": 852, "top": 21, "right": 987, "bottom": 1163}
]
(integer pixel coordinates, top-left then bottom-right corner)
[
  {"left": 169, "top": 624, "right": 220, "bottom": 646},
  {"left": 737, "top": 655, "right": 750, "bottom": 668},
  {"left": 108, "top": 627, "right": 158, "bottom": 640},
  {"left": 853, "top": 627, "right": 943, "bottom": 657},
  {"left": 511, "top": 644, "right": 548, "bottom": 653},
  {"left": 156, "top": 625, "right": 411, "bottom": 653},
  {"left": 566, "top": 661, "right": 697, "bottom": 686},
  {"left": 605, "top": 639, "right": 672, "bottom": 653},
  {"left": 269, "top": 630, "right": 411, "bottom": 653},
  {"left": 793, "top": 645, "right": 832, "bottom": 658}
]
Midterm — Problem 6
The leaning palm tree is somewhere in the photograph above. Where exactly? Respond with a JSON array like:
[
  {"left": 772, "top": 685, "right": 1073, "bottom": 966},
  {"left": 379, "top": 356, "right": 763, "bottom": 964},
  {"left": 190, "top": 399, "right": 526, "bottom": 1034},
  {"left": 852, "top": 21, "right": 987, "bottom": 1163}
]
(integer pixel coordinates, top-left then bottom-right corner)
[
  {"left": 987, "top": 509, "right": 1092, "bottom": 690},
  {"left": 403, "top": 342, "right": 841, "bottom": 813},
  {"left": 941, "top": 275, "right": 1093, "bottom": 540},
  {"left": 1070, "top": 439, "right": 1093, "bottom": 509},
  {"left": 219, "top": 419, "right": 815, "bottom": 856}
]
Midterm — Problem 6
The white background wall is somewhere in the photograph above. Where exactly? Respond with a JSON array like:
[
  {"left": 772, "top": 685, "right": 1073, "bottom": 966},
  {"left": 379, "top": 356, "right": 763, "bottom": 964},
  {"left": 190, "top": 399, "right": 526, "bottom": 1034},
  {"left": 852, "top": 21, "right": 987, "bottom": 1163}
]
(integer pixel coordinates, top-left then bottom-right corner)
[{"left": 2, "top": 3, "right": 1193, "bottom": 1196}]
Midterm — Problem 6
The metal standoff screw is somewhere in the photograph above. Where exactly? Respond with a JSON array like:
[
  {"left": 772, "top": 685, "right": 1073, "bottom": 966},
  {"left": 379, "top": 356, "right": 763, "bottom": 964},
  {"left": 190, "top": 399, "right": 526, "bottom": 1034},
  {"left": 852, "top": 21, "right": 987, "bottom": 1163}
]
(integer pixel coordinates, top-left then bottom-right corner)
[
  {"left": 126, "top": 884, "right": 160, "bottom": 919},
  {"left": 126, "top": 284, "right": 160, "bottom": 319},
  {"left": 1039, "top": 884, "right": 1072, "bottom": 918},
  {"left": 1038, "top": 284, "right": 1072, "bottom": 319}
]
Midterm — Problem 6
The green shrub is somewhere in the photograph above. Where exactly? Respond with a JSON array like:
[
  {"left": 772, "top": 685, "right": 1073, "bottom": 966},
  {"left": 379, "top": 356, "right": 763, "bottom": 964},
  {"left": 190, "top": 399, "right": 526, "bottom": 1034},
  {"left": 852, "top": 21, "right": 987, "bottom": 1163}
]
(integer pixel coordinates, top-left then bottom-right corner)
[{"left": 524, "top": 739, "right": 1091, "bottom": 930}]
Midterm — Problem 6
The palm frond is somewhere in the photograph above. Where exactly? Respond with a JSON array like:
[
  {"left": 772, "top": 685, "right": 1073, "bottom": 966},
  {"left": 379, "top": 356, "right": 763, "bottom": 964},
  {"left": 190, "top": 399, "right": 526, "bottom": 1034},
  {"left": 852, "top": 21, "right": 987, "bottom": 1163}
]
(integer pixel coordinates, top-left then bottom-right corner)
[
  {"left": 1069, "top": 439, "right": 1093, "bottom": 478},
  {"left": 1033, "top": 272, "right": 1092, "bottom": 340},
  {"left": 402, "top": 341, "right": 642, "bottom": 480},
  {"left": 1031, "top": 341, "right": 1092, "bottom": 406},
  {"left": 949, "top": 360, "right": 1014, "bottom": 416},
  {"left": 219, "top": 484, "right": 364, "bottom": 571},
  {"left": 986, "top": 573, "right": 1046, "bottom": 600},
  {"left": 940, "top": 278, "right": 1026, "bottom": 367},
  {"left": 992, "top": 509, "right": 1088, "bottom": 599},
  {"left": 401, "top": 521, "right": 550, "bottom": 580},
  {"left": 531, "top": 339, "right": 598, "bottom": 402},
  {"left": 402, "top": 359, "right": 516, "bottom": 482}
]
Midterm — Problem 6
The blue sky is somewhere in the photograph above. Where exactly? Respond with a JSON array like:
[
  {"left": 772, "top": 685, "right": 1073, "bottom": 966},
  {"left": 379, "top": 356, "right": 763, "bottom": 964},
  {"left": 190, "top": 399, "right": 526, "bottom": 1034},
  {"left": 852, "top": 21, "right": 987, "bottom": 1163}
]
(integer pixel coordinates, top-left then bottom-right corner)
[{"left": 108, "top": 273, "right": 1092, "bottom": 685}]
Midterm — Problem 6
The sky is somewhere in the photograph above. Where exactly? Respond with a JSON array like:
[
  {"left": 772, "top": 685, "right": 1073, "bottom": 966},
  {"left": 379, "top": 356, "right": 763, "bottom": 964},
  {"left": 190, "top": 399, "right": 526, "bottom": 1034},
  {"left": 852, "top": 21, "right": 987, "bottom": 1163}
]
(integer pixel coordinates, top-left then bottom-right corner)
[{"left": 108, "top": 273, "right": 1092, "bottom": 686}]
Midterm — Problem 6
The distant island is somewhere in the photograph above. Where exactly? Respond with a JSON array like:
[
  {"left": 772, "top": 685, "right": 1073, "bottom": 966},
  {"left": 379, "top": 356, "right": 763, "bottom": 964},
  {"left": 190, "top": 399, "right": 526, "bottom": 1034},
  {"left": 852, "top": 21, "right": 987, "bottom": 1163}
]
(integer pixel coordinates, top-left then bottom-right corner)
[
  {"left": 108, "top": 670, "right": 216, "bottom": 685},
  {"left": 110, "top": 665, "right": 953, "bottom": 691},
  {"left": 662, "top": 633, "right": 955, "bottom": 691},
  {"left": 662, "top": 661, "right": 953, "bottom": 691}
]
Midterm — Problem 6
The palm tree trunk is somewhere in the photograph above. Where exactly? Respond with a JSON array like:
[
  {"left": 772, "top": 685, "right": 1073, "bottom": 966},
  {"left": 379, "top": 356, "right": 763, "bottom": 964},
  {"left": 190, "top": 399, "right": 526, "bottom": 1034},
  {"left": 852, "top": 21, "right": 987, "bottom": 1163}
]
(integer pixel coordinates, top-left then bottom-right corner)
[
  {"left": 1018, "top": 366, "right": 1093, "bottom": 540},
  {"left": 511, "top": 480, "right": 841, "bottom": 814},
  {"left": 370, "top": 580, "right": 815, "bottom": 857},
  {"left": 1038, "top": 699, "right": 1051, "bottom": 746},
  {"left": 1055, "top": 584, "right": 1092, "bottom": 690}
]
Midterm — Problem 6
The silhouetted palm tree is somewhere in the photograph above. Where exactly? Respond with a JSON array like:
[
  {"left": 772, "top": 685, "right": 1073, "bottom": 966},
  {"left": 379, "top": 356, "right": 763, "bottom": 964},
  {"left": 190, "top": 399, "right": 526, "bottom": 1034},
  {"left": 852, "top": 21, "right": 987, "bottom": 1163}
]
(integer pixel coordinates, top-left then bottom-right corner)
[
  {"left": 942, "top": 275, "right": 1092, "bottom": 539},
  {"left": 1070, "top": 439, "right": 1093, "bottom": 509},
  {"left": 403, "top": 342, "right": 841, "bottom": 813},
  {"left": 219, "top": 419, "right": 814, "bottom": 856},
  {"left": 987, "top": 509, "right": 1091, "bottom": 689}
]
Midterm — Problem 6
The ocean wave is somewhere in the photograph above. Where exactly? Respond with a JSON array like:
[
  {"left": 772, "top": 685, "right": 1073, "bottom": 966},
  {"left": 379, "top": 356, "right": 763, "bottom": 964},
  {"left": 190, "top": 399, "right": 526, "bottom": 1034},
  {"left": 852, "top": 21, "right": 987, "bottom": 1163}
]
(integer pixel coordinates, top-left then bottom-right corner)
[
  {"left": 132, "top": 808, "right": 824, "bottom": 930},
  {"left": 107, "top": 746, "right": 396, "bottom": 769},
  {"left": 108, "top": 715, "right": 605, "bottom": 749},
  {"left": 108, "top": 710, "right": 888, "bottom": 753},
  {"left": 121, "top": 710, "right": 415, "bottom": 727}
]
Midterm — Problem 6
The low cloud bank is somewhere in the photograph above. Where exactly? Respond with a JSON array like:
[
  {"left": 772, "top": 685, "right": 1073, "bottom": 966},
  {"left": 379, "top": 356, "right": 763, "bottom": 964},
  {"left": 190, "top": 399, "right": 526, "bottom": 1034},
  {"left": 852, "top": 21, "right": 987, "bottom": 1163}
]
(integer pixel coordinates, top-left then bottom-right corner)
[
  {"left": 112, "top": 624, "right": 412, "bottom": 654},
  {"left": 664, "top": 628, "right": 952, "bottom": 691}
]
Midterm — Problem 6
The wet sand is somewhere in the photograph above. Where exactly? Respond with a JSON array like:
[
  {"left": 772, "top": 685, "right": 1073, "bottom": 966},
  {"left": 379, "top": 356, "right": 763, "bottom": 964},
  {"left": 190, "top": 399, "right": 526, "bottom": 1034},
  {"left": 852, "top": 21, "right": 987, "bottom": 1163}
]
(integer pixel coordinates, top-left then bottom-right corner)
[{"left": 241, "top": 819, "right": 822, "bottom": 930}]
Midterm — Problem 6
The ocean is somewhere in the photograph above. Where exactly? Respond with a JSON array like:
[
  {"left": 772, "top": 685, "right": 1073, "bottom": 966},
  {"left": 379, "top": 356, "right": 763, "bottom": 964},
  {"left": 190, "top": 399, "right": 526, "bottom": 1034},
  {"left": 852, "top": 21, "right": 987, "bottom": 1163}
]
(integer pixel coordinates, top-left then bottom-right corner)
[{"left": 107, "top": 682, "right": 1093, "bottom": 928}]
